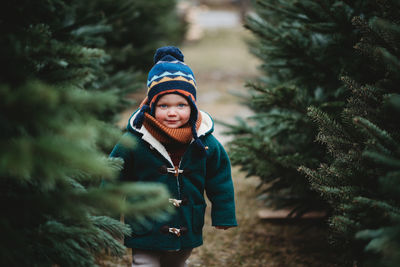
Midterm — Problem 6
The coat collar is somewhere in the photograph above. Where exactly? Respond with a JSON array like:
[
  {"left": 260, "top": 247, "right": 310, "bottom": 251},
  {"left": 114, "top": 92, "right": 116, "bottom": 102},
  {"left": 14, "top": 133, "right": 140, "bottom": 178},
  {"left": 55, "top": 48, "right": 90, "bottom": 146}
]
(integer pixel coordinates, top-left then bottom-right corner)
[{"left": 127, "top": 109, "right": 214, "bottom": 166}]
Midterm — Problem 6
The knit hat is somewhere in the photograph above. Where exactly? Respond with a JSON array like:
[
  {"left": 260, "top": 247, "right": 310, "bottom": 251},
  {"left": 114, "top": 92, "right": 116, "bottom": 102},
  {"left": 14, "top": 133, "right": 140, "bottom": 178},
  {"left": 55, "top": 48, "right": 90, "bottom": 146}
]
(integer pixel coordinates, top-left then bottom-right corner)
[{"left": 132, "top": 46, "right": 207, "bottom": 156}]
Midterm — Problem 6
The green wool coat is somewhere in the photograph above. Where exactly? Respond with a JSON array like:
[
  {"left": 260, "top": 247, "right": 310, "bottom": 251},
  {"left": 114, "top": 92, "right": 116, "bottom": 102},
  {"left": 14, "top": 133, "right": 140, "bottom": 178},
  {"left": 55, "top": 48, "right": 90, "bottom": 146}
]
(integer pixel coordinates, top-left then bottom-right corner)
[{"left": 109, "top": 110, "right": 237, "bottom": 251}]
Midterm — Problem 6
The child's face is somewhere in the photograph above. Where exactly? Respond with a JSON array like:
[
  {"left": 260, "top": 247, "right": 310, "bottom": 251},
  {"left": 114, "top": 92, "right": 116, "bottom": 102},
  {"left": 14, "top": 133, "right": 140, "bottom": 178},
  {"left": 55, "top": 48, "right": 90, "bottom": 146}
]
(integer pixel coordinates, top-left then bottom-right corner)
[{"left": 155, "top": 94, "right": 191, "bottom": 128}]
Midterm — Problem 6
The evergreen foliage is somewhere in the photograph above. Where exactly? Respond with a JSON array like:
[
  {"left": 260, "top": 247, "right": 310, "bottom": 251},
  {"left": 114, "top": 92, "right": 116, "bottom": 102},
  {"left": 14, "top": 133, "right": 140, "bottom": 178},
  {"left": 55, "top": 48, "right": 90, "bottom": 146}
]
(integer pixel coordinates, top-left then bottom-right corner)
[
  {"left": 77, "top": 0, "right": 186, "bottom": 121},
  {"left": 0, "top": 0, "right": 182, "bottom": 265},
  {"left": 74, "top": 0, "right": 185, "bottom": 122},
  {"left": 300, "top": 1, "right": 400, "bottom": 265},
  {"left": 227, "top": 0, "right": 375, "bottom": 214},
  {"left": 99, "top": 0, "right": 186, "bottom": 71}
]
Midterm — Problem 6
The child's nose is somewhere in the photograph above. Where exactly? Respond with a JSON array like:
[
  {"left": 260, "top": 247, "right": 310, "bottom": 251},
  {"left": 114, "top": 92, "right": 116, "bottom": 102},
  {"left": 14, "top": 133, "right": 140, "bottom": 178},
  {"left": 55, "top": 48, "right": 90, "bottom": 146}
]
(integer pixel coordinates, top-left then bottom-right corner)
[{"left": 167, "top": 108, "right": 177, "bottom": 116}]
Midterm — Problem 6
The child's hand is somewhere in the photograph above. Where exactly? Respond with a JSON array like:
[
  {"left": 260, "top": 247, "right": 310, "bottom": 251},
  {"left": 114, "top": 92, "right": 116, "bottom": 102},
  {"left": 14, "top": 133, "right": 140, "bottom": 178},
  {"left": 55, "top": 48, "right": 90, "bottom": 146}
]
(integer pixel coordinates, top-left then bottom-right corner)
[{"left": 214, "top": 226, "right": 231, "bottom": 230}]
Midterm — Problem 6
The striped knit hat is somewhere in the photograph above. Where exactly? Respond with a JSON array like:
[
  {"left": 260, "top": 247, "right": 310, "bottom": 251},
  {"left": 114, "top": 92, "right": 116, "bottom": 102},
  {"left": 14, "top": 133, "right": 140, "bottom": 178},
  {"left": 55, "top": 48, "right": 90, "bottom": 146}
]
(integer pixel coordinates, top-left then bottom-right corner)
[{"left": 132, "top": 46, "right": 207, "bottom": 156}]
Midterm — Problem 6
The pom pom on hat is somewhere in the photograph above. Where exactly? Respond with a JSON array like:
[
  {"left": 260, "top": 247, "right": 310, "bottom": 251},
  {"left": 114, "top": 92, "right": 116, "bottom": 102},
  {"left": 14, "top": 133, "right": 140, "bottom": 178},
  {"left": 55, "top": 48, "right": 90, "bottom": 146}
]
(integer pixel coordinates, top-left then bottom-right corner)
[{"left": 154, "top": 46, "right": 184, "bottom": 63}]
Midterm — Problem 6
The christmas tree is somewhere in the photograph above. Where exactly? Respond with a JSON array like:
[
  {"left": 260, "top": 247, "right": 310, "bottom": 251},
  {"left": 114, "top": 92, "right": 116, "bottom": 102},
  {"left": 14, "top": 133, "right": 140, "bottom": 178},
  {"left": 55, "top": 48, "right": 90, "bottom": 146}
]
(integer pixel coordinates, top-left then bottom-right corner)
[
  {"left": 99, "top": 0, "right": 186, "bottom": 71},
  {"left": 300, "top": 1, "right": 400, "bottom": 265},
  {"left": 0, "top": 0, "right": 181, "bottom": 265},
  {"left": 71, "top": 0, "right": 186, "bottom": 122},
  {"left": 227, "top": 0, "right": 376, "bottom": 214}
]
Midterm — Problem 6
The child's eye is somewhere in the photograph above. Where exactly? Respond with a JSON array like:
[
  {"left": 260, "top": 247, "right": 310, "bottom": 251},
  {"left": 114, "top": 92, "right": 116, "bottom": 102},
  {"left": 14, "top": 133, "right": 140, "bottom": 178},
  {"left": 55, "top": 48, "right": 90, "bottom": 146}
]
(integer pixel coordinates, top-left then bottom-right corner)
[
  {"left": 177, "top": 104, "right": 187, "bottom": 108},
  {"left": 158, "top": 104, "right": 168, "bottom": 108}
]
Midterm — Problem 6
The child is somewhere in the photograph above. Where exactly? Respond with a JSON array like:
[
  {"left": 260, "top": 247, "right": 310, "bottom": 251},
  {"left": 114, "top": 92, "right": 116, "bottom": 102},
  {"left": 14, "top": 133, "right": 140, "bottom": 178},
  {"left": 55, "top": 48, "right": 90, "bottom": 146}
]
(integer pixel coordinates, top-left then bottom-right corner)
[{"left": 110, "top": 46, "right": 237, "bottom": 267}]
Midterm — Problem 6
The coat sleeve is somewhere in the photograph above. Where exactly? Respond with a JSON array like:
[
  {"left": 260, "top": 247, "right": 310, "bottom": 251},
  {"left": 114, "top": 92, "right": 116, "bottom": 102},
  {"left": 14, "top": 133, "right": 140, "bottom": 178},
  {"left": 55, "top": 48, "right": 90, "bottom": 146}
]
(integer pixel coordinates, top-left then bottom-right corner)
[{"left": 204, "top": 135, "right": 238, "bottom": 227}]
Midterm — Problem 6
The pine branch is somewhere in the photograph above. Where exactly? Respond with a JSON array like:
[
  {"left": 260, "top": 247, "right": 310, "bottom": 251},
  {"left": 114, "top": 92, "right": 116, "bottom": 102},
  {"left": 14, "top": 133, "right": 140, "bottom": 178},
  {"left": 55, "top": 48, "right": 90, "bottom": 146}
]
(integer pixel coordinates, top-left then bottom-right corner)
[
  {"left": 307, "top": 106, "right": 352, "bottom": 153},
  {"left": 353, "top": 116, "right": 398, "bottom": 151},
  {"left": 363, "top": 151, "right": 400, "bottom": 168}
]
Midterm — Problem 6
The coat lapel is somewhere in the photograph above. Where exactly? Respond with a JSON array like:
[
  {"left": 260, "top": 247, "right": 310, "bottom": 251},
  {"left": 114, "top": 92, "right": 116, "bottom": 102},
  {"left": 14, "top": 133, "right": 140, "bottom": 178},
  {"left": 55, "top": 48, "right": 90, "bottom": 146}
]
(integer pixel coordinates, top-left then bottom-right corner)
[{"left": 140, "top": 126, "right": 174, "bottom": 166}]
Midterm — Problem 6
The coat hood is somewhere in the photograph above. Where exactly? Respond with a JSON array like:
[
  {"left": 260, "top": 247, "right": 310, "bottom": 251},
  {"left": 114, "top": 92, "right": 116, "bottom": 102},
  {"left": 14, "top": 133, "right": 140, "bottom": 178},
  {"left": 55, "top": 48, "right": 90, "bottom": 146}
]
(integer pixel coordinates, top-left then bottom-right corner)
[
  {"left": 126, "top": 109, "right": 214, "bottom": 166},
  {"left": 127, "top": 109, "right": 214, "bottom": 136}
]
